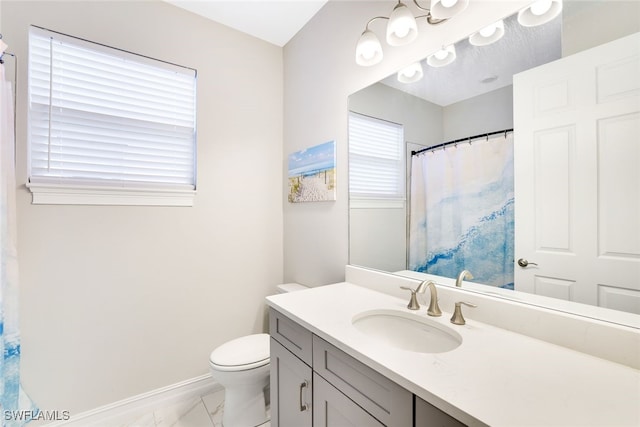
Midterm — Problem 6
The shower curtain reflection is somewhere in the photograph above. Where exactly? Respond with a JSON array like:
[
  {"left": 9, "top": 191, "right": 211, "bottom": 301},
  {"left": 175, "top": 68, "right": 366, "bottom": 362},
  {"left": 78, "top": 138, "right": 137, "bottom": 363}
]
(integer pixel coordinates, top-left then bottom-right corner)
[
  {"left": 409, "top": 133, "right": 515, "bottom": 289},
  {"left": 1, "top": 54, "right": 36, "bottom": 424}
]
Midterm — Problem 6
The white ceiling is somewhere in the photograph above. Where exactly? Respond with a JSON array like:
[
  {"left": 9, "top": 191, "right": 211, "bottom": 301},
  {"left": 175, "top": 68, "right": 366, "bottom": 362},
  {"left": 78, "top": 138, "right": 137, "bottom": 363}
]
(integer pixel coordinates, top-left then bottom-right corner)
[{"left": 163, "top": 0, "right": 328, "bottom": 46}]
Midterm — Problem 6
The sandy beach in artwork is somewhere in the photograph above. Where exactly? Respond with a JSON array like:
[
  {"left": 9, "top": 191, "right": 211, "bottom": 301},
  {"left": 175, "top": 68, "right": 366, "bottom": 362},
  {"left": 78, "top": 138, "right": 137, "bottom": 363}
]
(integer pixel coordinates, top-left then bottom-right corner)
[{"left": 288, "top": 168, "right": 336, "bottom": 202}]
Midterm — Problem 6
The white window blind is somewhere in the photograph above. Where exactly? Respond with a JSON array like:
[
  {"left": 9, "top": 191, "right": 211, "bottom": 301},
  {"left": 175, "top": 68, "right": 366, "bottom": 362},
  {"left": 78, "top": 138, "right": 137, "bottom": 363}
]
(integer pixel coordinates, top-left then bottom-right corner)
[
  {"left": 27, "top": 26, "right": 197, "bottom": 206},
  {"left": 349, "top": 112, "right": 405, "bottom": 200}
]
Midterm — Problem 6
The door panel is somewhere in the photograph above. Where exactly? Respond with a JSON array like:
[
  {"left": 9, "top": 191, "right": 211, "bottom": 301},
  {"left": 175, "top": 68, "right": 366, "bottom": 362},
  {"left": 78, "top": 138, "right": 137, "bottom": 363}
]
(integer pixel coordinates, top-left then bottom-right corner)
[{"left": 514, "top": 32, "right": 640, "bottom": 313}]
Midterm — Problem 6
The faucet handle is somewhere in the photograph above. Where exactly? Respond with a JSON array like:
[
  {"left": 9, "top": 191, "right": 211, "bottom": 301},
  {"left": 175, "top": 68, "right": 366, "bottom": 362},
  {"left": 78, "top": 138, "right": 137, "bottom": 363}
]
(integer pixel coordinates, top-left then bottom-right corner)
[
  {"left": 450, "top": 301, "right": 477, "bottom": 325},
  {"left": 400, "top": 286, "right": 420, "bottom": 310}
]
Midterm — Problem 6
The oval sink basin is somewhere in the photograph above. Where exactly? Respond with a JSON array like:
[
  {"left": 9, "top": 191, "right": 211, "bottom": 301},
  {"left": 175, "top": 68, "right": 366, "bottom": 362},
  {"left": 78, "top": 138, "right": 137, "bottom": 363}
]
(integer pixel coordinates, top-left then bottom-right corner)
[{"left": 352, "top": 309, "right": 462, "bottom": 354}]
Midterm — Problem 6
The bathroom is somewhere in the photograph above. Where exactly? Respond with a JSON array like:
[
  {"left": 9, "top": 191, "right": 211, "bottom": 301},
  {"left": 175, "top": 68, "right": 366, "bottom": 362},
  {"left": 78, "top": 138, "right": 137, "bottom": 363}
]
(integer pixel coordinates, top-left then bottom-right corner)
[{"left": 0, "top": 0, "right": 638, "bottom": 425}]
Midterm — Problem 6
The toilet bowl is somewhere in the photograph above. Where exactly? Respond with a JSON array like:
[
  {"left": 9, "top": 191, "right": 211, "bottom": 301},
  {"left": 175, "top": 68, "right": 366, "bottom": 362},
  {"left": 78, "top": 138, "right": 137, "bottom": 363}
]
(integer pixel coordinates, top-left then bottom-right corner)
[
  {"left": 209, "top": 283, "right": 307, "bottom": 427},
  {"left": 209, "top": 334, "right": 270, "bottom": 427}
]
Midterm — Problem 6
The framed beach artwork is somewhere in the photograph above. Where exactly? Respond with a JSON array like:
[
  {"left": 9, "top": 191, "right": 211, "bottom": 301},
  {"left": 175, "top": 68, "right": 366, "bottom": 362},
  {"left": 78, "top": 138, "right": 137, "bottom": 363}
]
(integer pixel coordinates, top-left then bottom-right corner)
[{"left": 288, "top": 140, "right": 336, "bottom": 203}]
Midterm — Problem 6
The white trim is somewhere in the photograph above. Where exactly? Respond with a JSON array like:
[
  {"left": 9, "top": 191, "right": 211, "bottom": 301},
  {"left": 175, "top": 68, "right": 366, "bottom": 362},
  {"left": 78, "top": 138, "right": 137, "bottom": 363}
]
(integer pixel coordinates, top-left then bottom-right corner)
[
  {"left": 45, "top": 374, "right": 219, "bottom": 426},
  {"left": 350, "top": 199, "right": 405, "bottom": 209},
  {"left": 27, "top": 182, "right": 196, "bottom": 207}
]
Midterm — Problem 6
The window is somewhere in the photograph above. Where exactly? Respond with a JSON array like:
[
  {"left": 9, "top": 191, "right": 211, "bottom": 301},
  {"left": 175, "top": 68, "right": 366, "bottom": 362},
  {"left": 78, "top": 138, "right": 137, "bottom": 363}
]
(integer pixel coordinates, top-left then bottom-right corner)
[
  {"left": 27, "top": 26, "right": 197, "bottom": 206},
  {"left": 348, "top": 112, "right": 405, "bottom": 203}
]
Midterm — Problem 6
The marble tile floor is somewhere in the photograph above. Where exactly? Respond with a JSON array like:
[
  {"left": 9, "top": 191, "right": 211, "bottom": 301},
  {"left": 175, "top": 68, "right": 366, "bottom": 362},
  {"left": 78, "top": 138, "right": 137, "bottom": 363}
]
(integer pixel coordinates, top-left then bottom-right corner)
[{"left": 115, "top": 389, "right": 270, "bottom": 427}]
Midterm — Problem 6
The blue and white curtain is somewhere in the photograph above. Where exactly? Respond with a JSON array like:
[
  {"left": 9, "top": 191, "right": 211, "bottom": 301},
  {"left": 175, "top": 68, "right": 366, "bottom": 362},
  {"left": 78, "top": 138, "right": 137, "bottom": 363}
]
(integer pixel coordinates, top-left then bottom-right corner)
[
  {"left": 1, "top": 54, "right": 35, "bottom": 425},
  {"left": 409, "top": 133, "right": 514, "bottom": 289}
]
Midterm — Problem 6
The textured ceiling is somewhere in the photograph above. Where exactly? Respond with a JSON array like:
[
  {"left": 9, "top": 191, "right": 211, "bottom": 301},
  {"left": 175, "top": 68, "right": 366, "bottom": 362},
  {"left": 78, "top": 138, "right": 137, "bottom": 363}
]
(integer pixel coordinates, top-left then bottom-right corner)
[{"left": 380, "top": 13, "right": 563, "bottom": 106}]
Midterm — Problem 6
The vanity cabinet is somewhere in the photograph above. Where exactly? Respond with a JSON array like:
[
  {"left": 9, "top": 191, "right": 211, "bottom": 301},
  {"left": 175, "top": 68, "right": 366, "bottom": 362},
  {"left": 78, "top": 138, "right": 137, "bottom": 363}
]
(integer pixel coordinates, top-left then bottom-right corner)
[
  {"left": 415, "top": 396, "right": 466, "bottom": 427},
  {"left": 312, "top": 335, "right": 412, "bottom": 426},
  {"left": 269, "top": 308, "right": 466, "bottom": 427},
  {"left": 269, "top": 309, "right": 314, "bottom": 427},
  {"left": 313, "top": 372, "right": 384, "bottom": 427},
  {"left": 270, "top": 338, "right": 312, "bottom": 427}
]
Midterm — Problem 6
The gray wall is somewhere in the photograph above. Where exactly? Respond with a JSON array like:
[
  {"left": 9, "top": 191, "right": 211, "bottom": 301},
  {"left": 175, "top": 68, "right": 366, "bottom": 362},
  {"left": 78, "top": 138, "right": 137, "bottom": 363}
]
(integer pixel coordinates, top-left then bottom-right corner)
[
  {"left": 443, "top": 85, "right": 514, "bottom": 141},
  {"left": 348, "top": 83, "right": 442, "bottom": 271},
  {"left": 2, "top": 0, "right": 283, "bottom": 414},
  {"left": 563, "top": 1, "right": 640, "bottom": 56}
]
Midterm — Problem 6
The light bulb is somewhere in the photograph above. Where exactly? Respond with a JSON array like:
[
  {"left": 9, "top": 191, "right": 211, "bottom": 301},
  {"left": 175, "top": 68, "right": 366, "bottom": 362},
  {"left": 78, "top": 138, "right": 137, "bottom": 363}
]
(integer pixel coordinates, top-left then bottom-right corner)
[
  {"left": 393, "top": 22, "right": 411, "bottom": 39},
  {"left": 355, "top": 30, "right": 383, "bottom": 66},
  {"left": 434, "top": 49, "right": 449, "bottom": 60},
  {"left": 530, "top": 0, "right": 552, "bottom": 16},
  {"left": 398, "top": 62, "right": 423, "bottom": 83},
  {"left": 479, "top": 23, "right": 497, "bottom": 38},
  {"left": 387, "top": 2, "right": 418, "bottom": 46},
  {"left": 361, "top": 45, "right": 376, "bottom": 60},
  {"left": 440, "top": 0, "right": 458, "bottom": 7},
  {"left": 404, "top": 69, "right": 417, "bottom": 78}
]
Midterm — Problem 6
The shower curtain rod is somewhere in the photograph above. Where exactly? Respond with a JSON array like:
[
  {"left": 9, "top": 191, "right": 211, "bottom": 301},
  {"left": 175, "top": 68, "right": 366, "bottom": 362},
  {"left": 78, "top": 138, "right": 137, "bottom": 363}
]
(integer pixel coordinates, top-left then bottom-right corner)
[{"left": 411, "top": 128, "right": 514, "bottom": 156}]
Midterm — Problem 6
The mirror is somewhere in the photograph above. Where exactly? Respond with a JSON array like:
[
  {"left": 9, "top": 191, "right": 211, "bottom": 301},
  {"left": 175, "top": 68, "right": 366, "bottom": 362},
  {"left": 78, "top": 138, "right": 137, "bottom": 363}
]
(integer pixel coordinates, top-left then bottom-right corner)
[{"left": 348, "top": 0, "right": 640, "bottom": 326}]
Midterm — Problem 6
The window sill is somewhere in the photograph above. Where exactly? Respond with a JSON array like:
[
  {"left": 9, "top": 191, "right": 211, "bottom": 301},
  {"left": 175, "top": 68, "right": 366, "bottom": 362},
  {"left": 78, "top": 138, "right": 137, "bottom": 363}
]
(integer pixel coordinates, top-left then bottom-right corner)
[
  {"left": 26, "top": 182, "right": 196, "bottom": 207},
  {"left": 349, "top": 199, "right": 405, "bottom": 209}
]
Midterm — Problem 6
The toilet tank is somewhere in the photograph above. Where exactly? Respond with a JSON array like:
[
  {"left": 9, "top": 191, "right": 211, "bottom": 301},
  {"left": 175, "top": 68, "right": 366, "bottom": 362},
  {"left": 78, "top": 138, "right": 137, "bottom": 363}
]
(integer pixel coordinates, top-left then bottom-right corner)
[{"left": 276, "top": 283, "right": 308, "bottom": 293}]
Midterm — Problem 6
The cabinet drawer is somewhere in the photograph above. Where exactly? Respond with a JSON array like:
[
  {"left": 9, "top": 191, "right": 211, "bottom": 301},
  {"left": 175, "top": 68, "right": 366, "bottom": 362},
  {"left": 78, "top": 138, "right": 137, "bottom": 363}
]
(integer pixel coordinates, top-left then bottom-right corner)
[
  {"left": 312, "top": 335, "right": 412, "bottom": 427},
  {"left": 269, "top": 308, "right": 313, "bottom": 366},
  {"left": 313, "top": 372, "right": 384, "bottom": 427}
]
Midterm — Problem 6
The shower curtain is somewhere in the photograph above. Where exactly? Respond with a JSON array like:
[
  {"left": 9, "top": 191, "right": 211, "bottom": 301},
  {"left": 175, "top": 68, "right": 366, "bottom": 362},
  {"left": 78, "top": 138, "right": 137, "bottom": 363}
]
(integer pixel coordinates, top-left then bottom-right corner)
[
  {"left": 409, "top": 133, "right": 514, "bottom": 289},
  {"left": 1, "top": 58, "right": 35, "bottom": 424}
]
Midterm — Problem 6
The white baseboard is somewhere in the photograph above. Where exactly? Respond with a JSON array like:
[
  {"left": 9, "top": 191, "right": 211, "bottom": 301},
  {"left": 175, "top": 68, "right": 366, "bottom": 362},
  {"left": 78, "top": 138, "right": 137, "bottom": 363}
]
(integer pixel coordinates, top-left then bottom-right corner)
[{"left": 45, "top": 374, "right": 221, "bottom": 426}]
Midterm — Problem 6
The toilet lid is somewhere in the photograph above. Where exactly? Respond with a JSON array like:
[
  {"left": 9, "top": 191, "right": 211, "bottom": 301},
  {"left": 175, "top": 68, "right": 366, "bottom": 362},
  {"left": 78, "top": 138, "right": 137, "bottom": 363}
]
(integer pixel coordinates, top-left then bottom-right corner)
[{"left": 209, "top": 333, "right": 270, "bottom": 369}]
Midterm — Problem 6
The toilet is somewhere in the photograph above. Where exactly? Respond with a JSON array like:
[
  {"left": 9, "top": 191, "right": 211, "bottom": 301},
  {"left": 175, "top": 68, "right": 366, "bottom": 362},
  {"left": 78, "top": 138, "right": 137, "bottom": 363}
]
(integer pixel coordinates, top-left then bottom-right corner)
[{"left": 209, "top": 283, "right": 307, "bottom": 427}]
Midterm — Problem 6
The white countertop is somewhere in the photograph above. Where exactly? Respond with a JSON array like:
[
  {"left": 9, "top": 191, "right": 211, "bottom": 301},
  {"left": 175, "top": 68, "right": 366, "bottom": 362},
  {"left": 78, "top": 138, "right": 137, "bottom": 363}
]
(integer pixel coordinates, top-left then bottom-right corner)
[{"left": 266, "top": 282, "right": 640, "bottom": 427}]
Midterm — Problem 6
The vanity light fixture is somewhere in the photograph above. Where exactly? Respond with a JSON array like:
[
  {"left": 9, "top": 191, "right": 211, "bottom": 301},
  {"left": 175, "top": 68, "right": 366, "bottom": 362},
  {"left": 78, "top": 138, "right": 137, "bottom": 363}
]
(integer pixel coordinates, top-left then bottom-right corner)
[
  {"left": 357, "top": 0, "right": 562, "bottom": 68},
  {"left": 355, "top": 29, "right": 384, "bottom": 66},
  {"left": 397, "top": 62, "right": 424, "bottom": 83},
  {"left": 469, "top": 19, "right": 505, "bottom": 46},
  {"left": 355, "top": 0, "right": 460, "bottom": 67},
  {"left": 430, "top": 0, "right": 469, "bottom": 20},
  {"left": 427, "top": 44, "right": 456, "bottom": 67},
  {"left": 387, "top": 2, "right": 419, "bottom": 46},
  {"left": 517, "top": 0, "right": 563, "bottom": 27}
]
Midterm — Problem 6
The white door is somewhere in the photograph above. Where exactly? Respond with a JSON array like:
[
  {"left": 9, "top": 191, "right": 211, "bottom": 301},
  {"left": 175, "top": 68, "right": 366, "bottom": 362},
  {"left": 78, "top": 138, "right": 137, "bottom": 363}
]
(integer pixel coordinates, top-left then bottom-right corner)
[{"left": 513, "top": 32, "right": 640, "bottom": 314}]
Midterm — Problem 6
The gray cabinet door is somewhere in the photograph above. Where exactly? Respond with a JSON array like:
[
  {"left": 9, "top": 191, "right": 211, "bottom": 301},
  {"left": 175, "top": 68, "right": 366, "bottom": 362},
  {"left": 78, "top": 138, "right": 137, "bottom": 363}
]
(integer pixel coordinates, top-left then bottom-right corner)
[
  {"left": 313, "top": 373, "right": 385, "bottom": 427},
  {"left": 415, "top": 396, "right": 467, "bottom": 427},
  {"left": 313, "top": 335, "right": 412, "bottom": 427},
  {"left": 270, "top": 337, "right": 312, "bottom": 427}
]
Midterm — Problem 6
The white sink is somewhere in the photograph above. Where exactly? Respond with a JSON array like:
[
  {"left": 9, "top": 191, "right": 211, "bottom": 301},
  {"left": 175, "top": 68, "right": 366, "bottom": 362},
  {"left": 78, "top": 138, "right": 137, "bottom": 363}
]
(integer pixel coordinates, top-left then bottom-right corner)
[{"left": 352, "top": 309, "right": 462, "bottom": 353}]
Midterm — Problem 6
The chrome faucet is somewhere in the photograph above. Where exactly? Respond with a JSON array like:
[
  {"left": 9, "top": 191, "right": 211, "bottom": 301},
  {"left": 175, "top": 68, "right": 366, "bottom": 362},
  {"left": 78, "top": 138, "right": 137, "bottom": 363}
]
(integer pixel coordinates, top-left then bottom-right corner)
[
  {"left": 401, "top": 280, "right": 442, "bottom": 316},
  {"left": 455, "top": 270, "right": 473, "bottom": 287}
]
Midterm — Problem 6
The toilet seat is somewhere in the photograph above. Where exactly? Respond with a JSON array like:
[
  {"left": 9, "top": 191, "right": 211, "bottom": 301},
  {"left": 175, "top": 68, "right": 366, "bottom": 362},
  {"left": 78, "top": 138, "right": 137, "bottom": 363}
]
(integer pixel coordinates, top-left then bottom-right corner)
[{"left": 209, "top": 333, "right": 270, "bottom": 372}]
